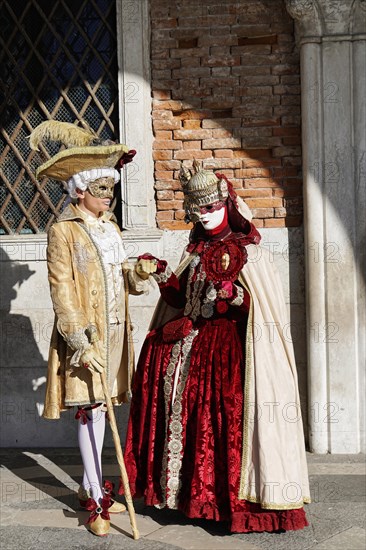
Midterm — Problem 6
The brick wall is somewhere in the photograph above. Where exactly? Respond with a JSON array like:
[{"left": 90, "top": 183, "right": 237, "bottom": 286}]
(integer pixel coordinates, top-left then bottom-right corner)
[{"left": 151, "top": 0, "right": 302, "bottom": 230}]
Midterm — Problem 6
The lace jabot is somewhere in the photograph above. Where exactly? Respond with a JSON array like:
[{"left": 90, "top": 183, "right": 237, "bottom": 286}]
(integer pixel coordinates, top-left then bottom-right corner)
[{"left": 79, "top": 209, "right": 127, "bottom": 265}]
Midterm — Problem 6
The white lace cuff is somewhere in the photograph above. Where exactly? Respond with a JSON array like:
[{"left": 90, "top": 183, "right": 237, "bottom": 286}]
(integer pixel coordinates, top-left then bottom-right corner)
[
  {"left": 152, "top": 265, "right": 172, "bottom": 284},
  {"left": 229, "top": 285, "right": 244, "bottom": 307},
  {"left": 66, "top": 329, "right": 90, "bottom": 351}
]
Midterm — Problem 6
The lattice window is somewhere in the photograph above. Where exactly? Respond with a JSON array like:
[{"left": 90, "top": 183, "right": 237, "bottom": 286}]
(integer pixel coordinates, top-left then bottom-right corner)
[{"left": 0, "top": 0, "right": 119, "bottom": 234}]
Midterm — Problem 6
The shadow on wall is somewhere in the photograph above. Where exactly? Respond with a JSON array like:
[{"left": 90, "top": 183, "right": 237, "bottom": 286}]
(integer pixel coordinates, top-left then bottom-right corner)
[
  {"left": 0, "top": 249, "right": 50, "bottom": 446},
  {"left": 0, "top": 247, "right": 131, "bottom": 448},
  {"left": 287, "top": 226, "right": 307, "bottom": 439}
]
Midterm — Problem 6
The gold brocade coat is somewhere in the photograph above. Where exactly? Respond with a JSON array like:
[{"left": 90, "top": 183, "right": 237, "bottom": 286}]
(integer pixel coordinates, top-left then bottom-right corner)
[{"left": 43, "top": 203, "right": 141, "bottom": 419}]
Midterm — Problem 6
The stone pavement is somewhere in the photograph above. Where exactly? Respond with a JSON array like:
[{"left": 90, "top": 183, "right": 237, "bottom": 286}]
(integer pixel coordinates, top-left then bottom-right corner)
[{"left": 0, "top": 449, "right": 365, "bottom": 550}]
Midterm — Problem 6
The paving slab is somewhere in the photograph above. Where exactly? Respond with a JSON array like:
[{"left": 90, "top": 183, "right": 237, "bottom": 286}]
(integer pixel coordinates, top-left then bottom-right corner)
[
  {"left": 1, "top": 506, "right": 170, "bottom": 539},
  {"left": 306, "top": 454, "right": 365, "bottom": 464},
  {"left": 4, "top": 525, "right": 182, "bottom": 550},
  {"left": 307, "top": 501, "right": 366, "bottom": 545},
  {"left": 307, "top": 463, "right": 366, "bottom": 475},
  {"left": 310, "top": 526, "right": 366, "bottom": 549},
  {"left": 0, "top": 526, "right": 42, "bottom": 550},
  {"left": 234, "top": 525, "right": 316, "bottom": 550},
  {"left": 309, "top": 473, "right": 366, "bottom": 504},
  {"left": 145, "top": 524, "right": 261, "bottom": 549},
  {"left": 0, "top": 450, "right": 365, "bottom": 550}
]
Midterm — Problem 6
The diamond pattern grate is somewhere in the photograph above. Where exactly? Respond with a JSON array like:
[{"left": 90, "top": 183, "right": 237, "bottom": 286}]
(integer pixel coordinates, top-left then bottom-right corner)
[{"left": 0, "top": 0, "right": 119, "bottom": 234}]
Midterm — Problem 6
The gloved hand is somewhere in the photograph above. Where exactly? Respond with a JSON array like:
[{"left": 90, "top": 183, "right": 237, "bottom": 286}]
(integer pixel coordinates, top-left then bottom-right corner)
[
  {"left": 79, "top": 349, "right": 106, "bottom": 373},
  {"left": 135, "top": 258, "right": 157, "bottom": 280},
  {"left": 135, "top": 253, "right": 167, "bottom": 280}
]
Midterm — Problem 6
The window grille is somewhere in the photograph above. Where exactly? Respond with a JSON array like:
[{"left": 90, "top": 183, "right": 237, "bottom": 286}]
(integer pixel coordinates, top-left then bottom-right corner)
[{"left": 0, "top": 0, "right": 119, "bottom": 234}]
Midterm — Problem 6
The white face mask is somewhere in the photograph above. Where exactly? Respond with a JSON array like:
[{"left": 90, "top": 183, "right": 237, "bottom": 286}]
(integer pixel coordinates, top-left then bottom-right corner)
[{"left": 199, "top": 204, "right": 226, "bottom": 230}]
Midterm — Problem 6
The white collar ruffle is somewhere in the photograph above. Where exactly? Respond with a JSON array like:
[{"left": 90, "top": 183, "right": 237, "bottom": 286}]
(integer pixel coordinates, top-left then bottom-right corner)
[{"left": 81, "top": 210, "right": 126, "bottom": 265}]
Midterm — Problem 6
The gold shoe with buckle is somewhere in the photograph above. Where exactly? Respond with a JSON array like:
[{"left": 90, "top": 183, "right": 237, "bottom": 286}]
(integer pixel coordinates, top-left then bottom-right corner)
[
  {"left": 85, "top": 497, "right": 110, "bottom": 537},
  {"left": 103, "top": 480, "right": 126, "bottom": 514}
]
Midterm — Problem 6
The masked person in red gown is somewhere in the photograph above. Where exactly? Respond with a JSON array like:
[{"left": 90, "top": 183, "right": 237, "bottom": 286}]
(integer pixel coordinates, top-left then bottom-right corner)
[{"left": 124, "top": 162, "right": 311, "bottom": 533}]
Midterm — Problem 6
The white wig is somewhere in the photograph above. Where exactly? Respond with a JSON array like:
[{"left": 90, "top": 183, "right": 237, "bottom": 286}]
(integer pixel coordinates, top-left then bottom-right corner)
[{"left": 67, "top": 168, "right": 120, "bottom": 198}]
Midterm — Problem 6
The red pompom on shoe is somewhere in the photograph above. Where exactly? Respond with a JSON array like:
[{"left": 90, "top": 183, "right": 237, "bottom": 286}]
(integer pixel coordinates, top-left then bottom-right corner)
[
  {"left": 103, "top": 480, "right": 115, "bottom": 498},
  {"left": 103, "top": 481, "right": 126, "bottom": 513}
]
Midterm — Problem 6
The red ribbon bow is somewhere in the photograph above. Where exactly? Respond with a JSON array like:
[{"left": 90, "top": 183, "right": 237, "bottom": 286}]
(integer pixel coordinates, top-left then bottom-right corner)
[
  {"left": 85, "top": 497, "right": 111, "bottom": 523},
  {"left": 74, "top": 409, "right": 89, "bottom": 425},
  {"left": 75, "top": 404, "right": 102, "bottom": 424},
  {"left": 103, "top": 480, "right": 115, "bottom": 498}
]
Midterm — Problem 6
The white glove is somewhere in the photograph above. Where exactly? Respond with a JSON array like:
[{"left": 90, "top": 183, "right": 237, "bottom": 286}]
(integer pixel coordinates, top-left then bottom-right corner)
[
  {"left": 135, "top": 258, "right": 158, "bottom": 280},
  {"left": 79, "top": 349, "right": 106, "bottom": 373}
]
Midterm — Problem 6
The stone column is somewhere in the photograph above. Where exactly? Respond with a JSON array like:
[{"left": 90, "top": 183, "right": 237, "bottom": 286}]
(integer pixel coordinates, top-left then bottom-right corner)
[
  {"left": 116, "top": 0, "right": 158, "bottom": 231},
  {"left": 286, "top": 0, "right": 366, "bottom": 453}
]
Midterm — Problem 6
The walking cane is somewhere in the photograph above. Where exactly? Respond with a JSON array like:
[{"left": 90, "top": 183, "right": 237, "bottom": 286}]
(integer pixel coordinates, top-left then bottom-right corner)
[{"left": 100, "top": 370, "right": 139, "bottom": 540}]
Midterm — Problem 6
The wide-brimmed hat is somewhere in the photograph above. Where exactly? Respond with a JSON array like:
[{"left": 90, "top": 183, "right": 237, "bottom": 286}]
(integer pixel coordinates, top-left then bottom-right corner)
[
  {"left": 36, "top": 143, "right": 129, "bottom": 181},
  {"left": 29, "top": 121, "right": 131, "bottom": 181}
]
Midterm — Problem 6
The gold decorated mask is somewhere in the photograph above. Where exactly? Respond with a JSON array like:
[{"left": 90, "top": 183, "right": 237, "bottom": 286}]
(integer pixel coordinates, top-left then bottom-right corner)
[
  {"left": 179, "top": 161, "right": 228, "bottom": 223},
  {"left": 87, "top": 177, "right": 115, "bottom": 199}
]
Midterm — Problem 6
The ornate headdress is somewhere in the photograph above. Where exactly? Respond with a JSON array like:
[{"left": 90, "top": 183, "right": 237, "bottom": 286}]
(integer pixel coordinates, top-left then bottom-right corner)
[
  {"left": 178, "top": 160, "right": 260, "bottom": 249},
  {"left": 29, "top": 121, "right": 135, "bottom": 197},
  {"left": 179, "top": 160, "right": 229, "bottom": 222}
]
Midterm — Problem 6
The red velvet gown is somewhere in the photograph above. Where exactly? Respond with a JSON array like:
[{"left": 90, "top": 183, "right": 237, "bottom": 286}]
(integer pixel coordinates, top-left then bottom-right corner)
[{"left": 123, "top": 231, "right": 308, "bottom": 533}]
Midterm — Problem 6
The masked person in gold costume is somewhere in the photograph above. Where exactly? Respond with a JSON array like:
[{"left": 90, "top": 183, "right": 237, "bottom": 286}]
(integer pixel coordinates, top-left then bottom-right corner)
[{"left": 31, "top": 122, "right": 147, "bottom": 536}]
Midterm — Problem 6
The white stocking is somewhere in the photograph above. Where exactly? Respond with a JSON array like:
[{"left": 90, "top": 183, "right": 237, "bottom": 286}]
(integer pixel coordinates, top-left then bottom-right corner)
[{"left": 77, "top": 405, "right": 106, "bottom": 504}]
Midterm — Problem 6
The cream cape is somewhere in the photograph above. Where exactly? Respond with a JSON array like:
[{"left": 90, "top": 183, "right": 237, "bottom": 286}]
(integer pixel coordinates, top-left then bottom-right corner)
[{"left": 149, "top": 244, "right": 311, "bottom": 510}]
